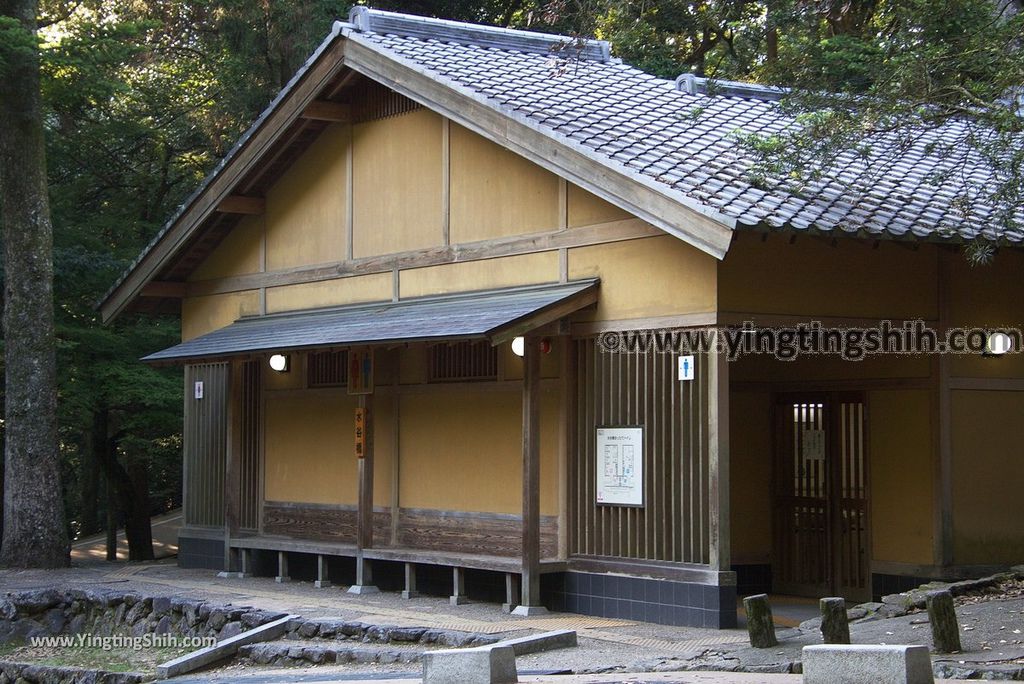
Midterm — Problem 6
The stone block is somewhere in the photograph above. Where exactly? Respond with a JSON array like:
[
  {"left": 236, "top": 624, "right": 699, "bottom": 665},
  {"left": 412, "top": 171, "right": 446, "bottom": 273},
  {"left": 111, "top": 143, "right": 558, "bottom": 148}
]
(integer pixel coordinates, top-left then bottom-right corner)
[
  {"left": 219, "top": 621, "right": 243, "bottom": 640},
  {"left": 151, "top": 596, "right": 172, "bottom": 617},
  {"left": 494, "top": 629, "right": 577, "bottom": 656},
  {"left": 802, "top": 644, "right": 934, "bottom": 684},
  {"left": 422, "top": 644, "right": 517, "bottom": 684}
]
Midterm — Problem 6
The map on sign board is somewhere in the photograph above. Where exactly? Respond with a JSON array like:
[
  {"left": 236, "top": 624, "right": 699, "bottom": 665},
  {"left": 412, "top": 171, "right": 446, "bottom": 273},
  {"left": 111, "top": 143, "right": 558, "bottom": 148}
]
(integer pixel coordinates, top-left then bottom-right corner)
[
  {"left": 802, "top": 428, "right": 825, "bottom": 462},
  {"left": 596, "top": 427, "right": 643, "bottom": 506}
]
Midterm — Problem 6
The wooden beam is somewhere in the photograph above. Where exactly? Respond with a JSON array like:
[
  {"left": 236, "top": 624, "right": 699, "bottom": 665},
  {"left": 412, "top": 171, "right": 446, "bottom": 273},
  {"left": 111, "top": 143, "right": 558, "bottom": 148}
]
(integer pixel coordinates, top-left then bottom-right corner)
[
  {"left": 217, "top": 195, "right": 265, "bottom": 215},
  {"left": 301, "top": 100, "right": 352, "bottom": 122},
  {"left": 572, "top": 312, "right": 717, "bottom": 336},
  {"left": 947, "top": 376, "right": 1024, "bottom": 391},
  {"left": 489, "top": 285, "right": 599, "bottom": 347},
  {"left": 513, "top": 335, "right": 545, "bottom": 614},
  {"left": 185, "top": 217, "right": 658, "bottom": 299},
  {"left": 141, "top": 281, "right": 186, "bottom": 298}
]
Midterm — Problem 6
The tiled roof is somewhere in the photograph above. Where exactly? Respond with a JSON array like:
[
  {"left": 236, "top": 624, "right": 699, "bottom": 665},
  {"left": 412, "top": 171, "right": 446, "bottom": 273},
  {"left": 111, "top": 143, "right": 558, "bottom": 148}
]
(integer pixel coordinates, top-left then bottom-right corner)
[
  {"left": 143, "top": 280, "right": 598, "bottom": 362},
  {"left": 349, "top": 14, "right": 1023, "bottom": 244}
]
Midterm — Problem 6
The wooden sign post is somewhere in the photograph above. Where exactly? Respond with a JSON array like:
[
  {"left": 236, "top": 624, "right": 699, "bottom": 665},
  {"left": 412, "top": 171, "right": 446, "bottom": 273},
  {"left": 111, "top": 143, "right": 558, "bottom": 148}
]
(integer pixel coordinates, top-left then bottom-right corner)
[{"left": 349, "top": 348, "right": 378, "bottom": 594}]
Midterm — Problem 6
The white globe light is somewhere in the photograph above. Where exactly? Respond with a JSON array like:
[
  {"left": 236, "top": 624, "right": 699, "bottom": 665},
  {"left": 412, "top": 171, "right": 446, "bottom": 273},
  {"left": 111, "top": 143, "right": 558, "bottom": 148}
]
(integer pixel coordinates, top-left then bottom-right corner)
[
  {"left": 986, "top": 332, "right": 1013, "bottom": 356},
  {"left": 511, "top": 336, "right": 525, "bottom": 357},
  {"left": 269, "top": 354, "right": 290, "bottom": 372}
]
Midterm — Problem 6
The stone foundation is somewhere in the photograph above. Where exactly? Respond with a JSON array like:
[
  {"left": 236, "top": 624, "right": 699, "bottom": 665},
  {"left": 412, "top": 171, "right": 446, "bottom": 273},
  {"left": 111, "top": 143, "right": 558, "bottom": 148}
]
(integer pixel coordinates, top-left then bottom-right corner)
[{"left": 0, "top": 588, "right": 285, "bottom": 646}]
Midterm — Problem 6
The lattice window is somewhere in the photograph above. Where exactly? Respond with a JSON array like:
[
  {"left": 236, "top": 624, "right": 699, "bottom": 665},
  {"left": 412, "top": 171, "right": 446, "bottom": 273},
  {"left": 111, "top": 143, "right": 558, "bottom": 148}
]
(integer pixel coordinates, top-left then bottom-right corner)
[
  {"left": 428, "top": 341, "right": 498, "bottom": 382},
  {"left": 307, "top": 350, "right": 349, "bottom": 387}
]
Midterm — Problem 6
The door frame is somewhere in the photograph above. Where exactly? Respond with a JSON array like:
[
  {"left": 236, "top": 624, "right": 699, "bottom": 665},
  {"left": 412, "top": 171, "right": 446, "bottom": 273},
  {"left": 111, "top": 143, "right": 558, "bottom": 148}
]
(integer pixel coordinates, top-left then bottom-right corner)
[{"left": 771, "top": 390, "right": 872, "bottom": 601}]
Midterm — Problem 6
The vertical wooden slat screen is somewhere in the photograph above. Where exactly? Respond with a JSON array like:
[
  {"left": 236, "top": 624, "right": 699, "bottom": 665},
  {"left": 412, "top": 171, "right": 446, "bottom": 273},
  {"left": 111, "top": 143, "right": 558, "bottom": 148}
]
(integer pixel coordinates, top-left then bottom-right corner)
[
  {"left": 308, "top": 350, "right": 349, "bottom": 387},
  {"left": 428, "top": 341, "right": 498, "bottom": 382},
  {"left": 238, "top": 360, "right": 262, "bottom": 532},
  {"left": 183, "top": 363, "right": 229, "bottom": 528},
  {"left": 571, "top": 336, "right": 711, "bottom": 564},
  {"left": 354, "top": 81, "right": 423, "bottom": 122},
  {"left": 837, "top": 397, "right": 869, "bottom": 598}
]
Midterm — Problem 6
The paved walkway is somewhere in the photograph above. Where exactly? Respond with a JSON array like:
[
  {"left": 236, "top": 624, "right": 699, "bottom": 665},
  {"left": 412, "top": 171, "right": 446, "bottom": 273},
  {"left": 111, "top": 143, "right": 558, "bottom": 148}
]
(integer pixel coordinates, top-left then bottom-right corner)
[
  {"left": 69, "top": 508, "right": 182, "bottom": 562},
  {"left": 0, "top": 560, "right": 986, "bottom": 681}
]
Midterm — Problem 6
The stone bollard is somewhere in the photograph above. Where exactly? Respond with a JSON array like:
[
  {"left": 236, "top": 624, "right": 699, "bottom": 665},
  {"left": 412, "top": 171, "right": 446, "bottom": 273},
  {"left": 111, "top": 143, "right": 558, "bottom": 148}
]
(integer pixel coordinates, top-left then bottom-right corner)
[
  {"left": 926, "top": 589, "right": 961, "bottom": 653},
  {"left": 820, "top": 596, "right": 851, "bottom": 644},
  {"left": 743, "top": 593, "right": 778, "bottom": 648}
]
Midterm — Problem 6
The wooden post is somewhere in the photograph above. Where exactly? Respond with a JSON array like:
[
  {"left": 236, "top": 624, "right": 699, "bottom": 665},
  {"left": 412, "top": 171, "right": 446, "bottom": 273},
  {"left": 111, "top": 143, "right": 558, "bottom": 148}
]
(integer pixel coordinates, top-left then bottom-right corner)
[
  {"left": 820, "top": 597, "right": 850, "bottom": 644},
  {"left": 402, "top": 562, "right": 419, "bottom": 599},
  {"left": 743, "top": 594, "right": 778, "bottom": 648},
  {"left": 314, "top": 555, "right": 331, "bottom": 589},
  {"left": 349, "top": 389, "right": 379, "bottom": 595},
  {"left": 503, "top": 573, "right": 521, "bottom": 613},
  {"left": 708, "top": 337, "right": 731, "bottom": 571},
  {"left": 927, "top": 590, "right": 962, "bottom": 653},
  {"left": 936, "top": 249, "right": 954, "bottom": 568},
  {"left": 239, "top": 548, "right": 251, "bottom": 578},
  {"left": 513, "top": 335, "right": 547, "bottom": 616},
  {"left": 218, "top": 362, "right": 244, "bottom": 578},
  {"left": 275, "top": 551, "right": 290, "bottom": 583},
  {"left": 450, "top": 567, "right": 468, "bottom": 605}
]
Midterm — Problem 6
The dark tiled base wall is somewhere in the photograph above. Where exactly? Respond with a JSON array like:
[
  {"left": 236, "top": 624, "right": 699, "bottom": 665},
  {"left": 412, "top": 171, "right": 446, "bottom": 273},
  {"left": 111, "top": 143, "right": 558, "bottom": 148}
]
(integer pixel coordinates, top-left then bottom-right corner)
[
  {"left": 544, "top": 572, "right": 737, "bottom": 628},
  {"left": 178, "top": 535, "right": 224, "bottom": 570}
]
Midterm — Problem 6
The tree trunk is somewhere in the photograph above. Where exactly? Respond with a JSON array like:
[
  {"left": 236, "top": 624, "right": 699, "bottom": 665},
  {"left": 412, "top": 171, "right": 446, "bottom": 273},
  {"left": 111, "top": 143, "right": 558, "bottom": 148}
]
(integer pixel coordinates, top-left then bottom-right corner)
[
  {"left": 91, "top": 408, "right": 153, "bottom": 561},
  {"left": 79, "top": 441, "right": 99, "bottom": 537},
  {"left": 0, "top": 0, "right": 70, "bottom": 568},
  {"left": 104, "top": 475, "right": 118, "bottom": 561},
  {"left": 766, "top": 26, "right": 778, "bottom": 64},
  {"left": 125, "top": 457, "right": 154, "bottom": 561}
]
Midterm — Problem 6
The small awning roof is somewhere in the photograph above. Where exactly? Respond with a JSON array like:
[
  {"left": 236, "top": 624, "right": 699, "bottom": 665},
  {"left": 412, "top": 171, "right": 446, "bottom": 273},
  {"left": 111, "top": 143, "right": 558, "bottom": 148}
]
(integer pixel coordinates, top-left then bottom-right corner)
[{"left": 143, "top": 279, "right": 599, "bottom": 364}]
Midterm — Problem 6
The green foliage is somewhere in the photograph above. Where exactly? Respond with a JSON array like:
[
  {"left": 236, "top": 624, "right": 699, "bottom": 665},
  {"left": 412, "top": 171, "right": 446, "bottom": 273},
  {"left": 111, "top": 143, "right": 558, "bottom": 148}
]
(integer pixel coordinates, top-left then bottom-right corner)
[
  {"left": 747, "top": 0, "right": 1024, "bottom": 250},
  {"left": 33, "top": 0, "right": 353, "bottom": 540},
  {"left": 0, "top": 16, "right": 38, "bottom": 77}
]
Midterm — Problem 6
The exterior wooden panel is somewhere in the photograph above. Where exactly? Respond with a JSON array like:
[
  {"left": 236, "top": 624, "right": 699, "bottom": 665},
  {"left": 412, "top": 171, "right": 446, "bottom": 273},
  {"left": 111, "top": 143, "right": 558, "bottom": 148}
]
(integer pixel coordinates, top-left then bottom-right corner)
[
  {"left": 181, "top": 290, "right": 260, "bottom": 341},
  {"left": 261, "top": 503, "right": 557, "bottom": 558},
  {"left": 395, "top": 509, "right": 558, "bottom": 559},
  {"left": 183, "top": 363, "right": 229, "bottom": 527},
  {"left": 571, "top": 336, "right": 711, "bottom": 564},
  {"left": 263, "top": 502, "right": 391, "bottom": 543}
]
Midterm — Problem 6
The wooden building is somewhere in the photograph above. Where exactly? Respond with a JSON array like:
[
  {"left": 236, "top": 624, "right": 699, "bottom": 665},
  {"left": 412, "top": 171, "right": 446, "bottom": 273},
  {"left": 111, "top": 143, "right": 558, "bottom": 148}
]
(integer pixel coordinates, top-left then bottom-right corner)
[{"left": 101, "top": 9, "right": 1024, "bottom": 629}]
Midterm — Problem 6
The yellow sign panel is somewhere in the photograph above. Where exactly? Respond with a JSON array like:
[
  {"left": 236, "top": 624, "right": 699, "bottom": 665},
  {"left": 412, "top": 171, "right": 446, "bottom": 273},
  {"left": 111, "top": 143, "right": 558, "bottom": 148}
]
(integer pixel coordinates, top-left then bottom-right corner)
[{"left": 355, "top": 407, "right": 366, "bottom": 458}]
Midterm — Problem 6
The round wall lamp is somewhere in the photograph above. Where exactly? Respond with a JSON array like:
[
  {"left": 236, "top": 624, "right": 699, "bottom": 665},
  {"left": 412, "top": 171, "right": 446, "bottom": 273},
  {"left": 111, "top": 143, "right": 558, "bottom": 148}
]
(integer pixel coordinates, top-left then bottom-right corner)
[
  {"left": 985, "top": 332, "right": 1013, "bottom": 356},
  {"left": 511, "top": 337, "right": 552, "bottom": 357},
  {"left": 268, "top": 354, "right": 290, "bottom": 372}
]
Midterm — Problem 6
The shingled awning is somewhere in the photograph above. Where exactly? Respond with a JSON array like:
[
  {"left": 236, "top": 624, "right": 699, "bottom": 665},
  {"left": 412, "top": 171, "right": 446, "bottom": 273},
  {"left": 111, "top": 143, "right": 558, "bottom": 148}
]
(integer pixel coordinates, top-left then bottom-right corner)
[{"left": 143, "top": 279, "right": 598, "bottom": 364}]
